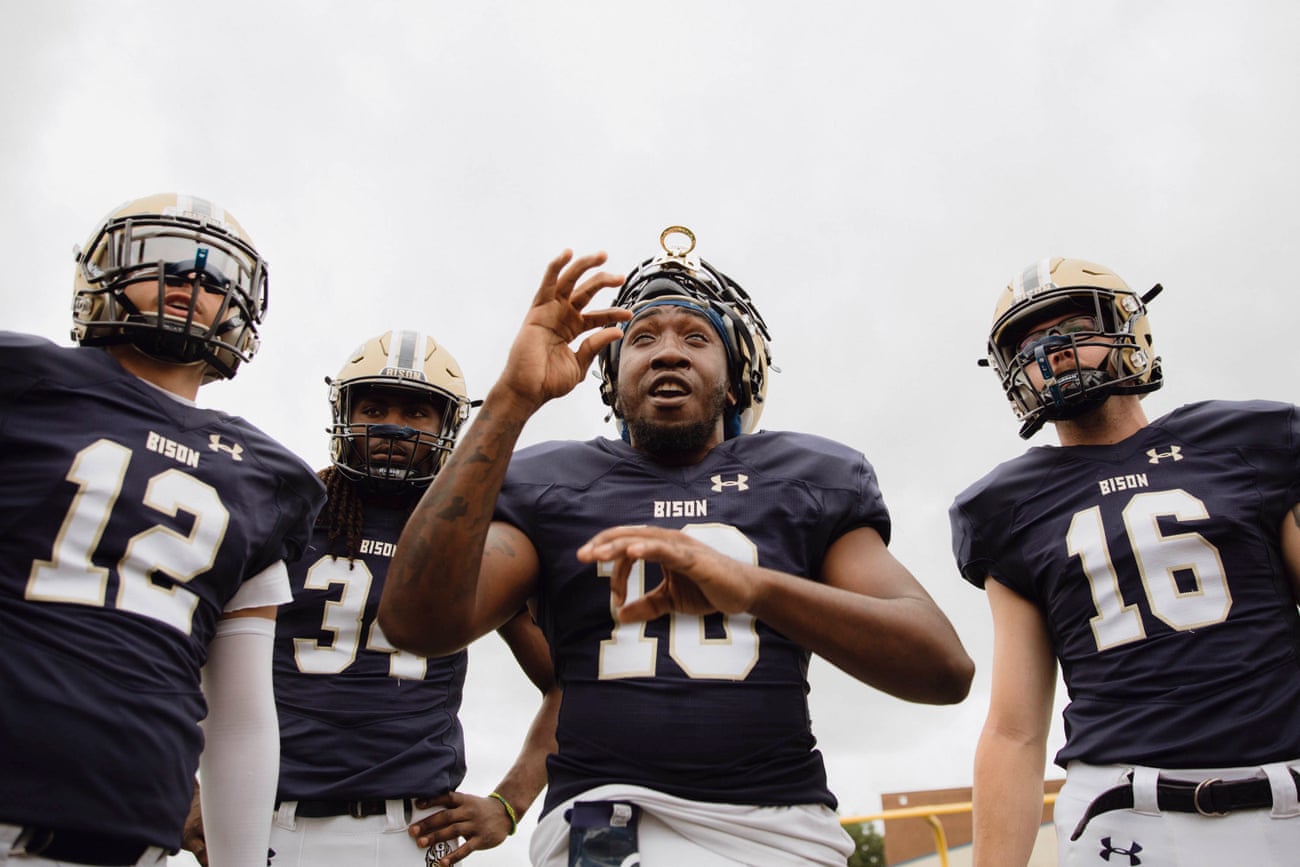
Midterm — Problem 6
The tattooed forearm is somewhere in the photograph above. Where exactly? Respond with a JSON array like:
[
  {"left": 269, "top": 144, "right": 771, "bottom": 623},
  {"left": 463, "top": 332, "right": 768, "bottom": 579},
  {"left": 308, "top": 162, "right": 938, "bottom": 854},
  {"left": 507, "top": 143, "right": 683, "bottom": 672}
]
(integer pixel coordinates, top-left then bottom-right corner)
[
  {"left": 379, "top": 380, "right": 540, "bottom": 656},
  {"left": 434, "top": 495, "right": 471, "bottom": 522}
]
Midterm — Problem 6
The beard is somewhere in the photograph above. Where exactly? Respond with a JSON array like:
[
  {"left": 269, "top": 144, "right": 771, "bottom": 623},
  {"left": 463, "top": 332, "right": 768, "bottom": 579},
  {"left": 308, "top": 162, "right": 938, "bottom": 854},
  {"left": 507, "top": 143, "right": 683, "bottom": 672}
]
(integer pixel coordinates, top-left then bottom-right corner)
[{"left": 623, "top": 380, "right": 730, "bottom": 460}]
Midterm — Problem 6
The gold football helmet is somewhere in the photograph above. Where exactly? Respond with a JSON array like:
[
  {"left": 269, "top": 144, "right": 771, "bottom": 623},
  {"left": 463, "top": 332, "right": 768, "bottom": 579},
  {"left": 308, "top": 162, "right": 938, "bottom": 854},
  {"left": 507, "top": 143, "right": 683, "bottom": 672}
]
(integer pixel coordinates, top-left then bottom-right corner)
[
  {"left": 985, "top": 257, "right": 1162, "bottom": 438},
  {"left": 72, "top": 192, "right": 268, "bottom": 382},
  {"left": 599, "top": 226, "right": 773, "bottom": 438},
  {"left": 327, "top": 329, "right": 470, "bottom": 491}
]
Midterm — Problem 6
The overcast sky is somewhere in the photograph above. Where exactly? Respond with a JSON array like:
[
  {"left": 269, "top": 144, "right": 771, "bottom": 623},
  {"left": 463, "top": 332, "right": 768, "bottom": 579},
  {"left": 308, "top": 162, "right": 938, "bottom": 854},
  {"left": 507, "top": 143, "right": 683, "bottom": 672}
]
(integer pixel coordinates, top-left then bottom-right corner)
[{"left": 4, "top": 2, "right": 1299, "bottom": 864}]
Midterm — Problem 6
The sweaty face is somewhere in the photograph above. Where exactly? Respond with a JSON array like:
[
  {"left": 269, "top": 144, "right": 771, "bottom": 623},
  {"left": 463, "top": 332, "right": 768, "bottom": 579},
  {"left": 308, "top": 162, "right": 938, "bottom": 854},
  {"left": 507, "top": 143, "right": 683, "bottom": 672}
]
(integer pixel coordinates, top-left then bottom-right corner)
[{"left": 615, "top": 305, "right": 735, "bottom": 462}]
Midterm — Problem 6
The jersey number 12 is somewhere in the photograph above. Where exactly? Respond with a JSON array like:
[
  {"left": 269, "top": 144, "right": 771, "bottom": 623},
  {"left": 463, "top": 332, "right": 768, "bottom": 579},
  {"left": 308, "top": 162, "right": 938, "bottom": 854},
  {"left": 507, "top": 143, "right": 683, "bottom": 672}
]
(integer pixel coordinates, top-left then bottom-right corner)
[{"left": 26, "top": 439, "right": 226, "bottom": 635}]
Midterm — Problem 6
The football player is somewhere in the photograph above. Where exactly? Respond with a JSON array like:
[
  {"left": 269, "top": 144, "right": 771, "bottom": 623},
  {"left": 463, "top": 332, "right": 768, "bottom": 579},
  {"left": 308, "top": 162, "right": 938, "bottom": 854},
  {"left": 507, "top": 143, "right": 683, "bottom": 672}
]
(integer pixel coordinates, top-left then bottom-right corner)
[
  {"left": 0, "top": 193, "right": 325, "bottom": 866},
  {"left": 379, "top": 228, "right": 974, "bottom": 865},
  {"left": 950, "top": 258, "right": 1300, "bottom": 866},
  {"left": 182, "top": 330, "right": 561, "bottom": 867}
]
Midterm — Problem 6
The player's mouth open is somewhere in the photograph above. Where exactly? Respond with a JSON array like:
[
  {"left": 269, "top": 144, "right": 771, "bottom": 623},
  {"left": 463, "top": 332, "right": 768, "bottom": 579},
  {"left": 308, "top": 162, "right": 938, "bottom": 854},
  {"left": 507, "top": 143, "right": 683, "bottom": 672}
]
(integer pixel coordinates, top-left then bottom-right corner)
[
  {"left": 162, "top": 293, "right": 198, "bottom": 315},
  {"left": 648, "top": 377, "right": 691, "bottom": 400}
]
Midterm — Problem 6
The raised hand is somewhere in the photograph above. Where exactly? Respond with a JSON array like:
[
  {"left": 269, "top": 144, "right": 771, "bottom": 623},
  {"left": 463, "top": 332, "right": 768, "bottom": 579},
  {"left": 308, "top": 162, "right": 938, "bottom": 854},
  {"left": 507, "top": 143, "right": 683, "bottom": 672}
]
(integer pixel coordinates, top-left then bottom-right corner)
[{"left": 495, "top": 250, "right": 628, "bottom": 415}]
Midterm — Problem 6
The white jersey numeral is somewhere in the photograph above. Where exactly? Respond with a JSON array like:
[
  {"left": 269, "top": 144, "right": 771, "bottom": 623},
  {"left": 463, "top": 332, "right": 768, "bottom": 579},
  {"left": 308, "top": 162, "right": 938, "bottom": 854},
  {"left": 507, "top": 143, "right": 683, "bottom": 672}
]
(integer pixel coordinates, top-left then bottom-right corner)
[
  {"left": 598, "top": 523, "right": 760, "bottom": 681},
  {"left": 1068, "top": 489, "right": 1230, "bottom": 651},
  {"left": 293, "top": 554, "right": 428, "bottom": 680},
  {"left": 26, "top": 438, "right": 229, "bottom": 635}
]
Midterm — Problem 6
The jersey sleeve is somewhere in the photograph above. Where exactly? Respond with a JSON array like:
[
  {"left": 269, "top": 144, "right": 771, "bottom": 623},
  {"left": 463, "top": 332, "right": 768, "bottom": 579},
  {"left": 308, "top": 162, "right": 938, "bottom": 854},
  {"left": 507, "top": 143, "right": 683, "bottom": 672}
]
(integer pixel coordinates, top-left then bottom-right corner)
[
  {"left": 1238, "top": 401, "right": 1300, "bottom": 531},
  {"left": 948, "top": 454, "right": 1043, "bottom": 594},
  {"left": 948, "top": 495, "right": 993, "bottom": 589},
  {"left": 842, "top": 450, "right": 892, "bottom": 544},
  {"left": 0, "top": 332, "right": 58, "bottom": 406},
  {"left": 1167, "top": 400, "right": 1300, "bottom": 529},
  {"left": 223, "top": 560, "right": 292, "bottom": 612},
  {"left": 495, "top": 439, "right": 613, "bottom": 535},
  {"left": 742, "top": 431, "right": 892, "bottom": 545},
  {"left": 1257, "top": 403, "right": 1300, "bottom": 514},
  {"left": 223, "top": 418, "right": 327, "bottom": 577}
]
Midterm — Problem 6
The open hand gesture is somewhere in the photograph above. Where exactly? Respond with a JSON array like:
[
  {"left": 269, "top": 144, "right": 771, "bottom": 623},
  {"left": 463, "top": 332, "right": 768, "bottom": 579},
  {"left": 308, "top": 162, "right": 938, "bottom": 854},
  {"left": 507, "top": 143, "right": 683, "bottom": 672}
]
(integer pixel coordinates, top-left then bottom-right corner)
[{"left": 496, "top": 251, "right": 628, "bottom": 414}]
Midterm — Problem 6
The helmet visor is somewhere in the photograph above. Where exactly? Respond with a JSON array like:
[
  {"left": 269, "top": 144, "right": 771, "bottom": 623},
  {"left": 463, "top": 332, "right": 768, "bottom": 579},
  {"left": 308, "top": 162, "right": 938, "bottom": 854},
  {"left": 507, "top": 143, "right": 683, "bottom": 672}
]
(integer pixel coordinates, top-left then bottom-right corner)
[{"left": 86, "top": 223, "right": 267, "bottom": 320}]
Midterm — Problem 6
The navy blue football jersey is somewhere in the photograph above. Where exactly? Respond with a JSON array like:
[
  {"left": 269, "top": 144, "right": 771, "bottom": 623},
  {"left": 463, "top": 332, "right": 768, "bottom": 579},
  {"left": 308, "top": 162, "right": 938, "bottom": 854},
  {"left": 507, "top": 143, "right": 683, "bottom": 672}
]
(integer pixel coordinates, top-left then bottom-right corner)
[
  {"left": 950, "top": 400, "right": 1300, "bottom": 769},
  {"left": 495, "top": 431, "right": 891, "bottom": 814},
  {"left": 0, "top": 332, "right": 325, "bottom": 849},
  {"left": 274, "top": 498, "right": 468, "bottom": 800}
]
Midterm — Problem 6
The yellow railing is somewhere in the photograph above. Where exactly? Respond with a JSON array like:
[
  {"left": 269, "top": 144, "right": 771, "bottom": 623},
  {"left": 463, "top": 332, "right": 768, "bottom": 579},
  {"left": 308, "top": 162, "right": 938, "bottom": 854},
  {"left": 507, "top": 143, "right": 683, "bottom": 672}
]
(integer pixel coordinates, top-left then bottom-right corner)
[{"left": 840, "top": 793, "right": 1058, "bottom": 867}]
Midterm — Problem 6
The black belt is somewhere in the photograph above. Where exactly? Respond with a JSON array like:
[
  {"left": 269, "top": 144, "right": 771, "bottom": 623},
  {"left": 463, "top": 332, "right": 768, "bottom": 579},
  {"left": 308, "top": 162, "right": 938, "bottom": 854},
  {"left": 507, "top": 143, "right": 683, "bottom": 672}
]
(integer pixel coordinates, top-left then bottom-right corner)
[
  {"left": 1071, "top": 769, "right": 1300, "bottom": 840},
  {"left": 276, "top": 797, "right": 414, "bottom": 819},
  {"left": 10, "top": 826, "right": 154, "bottom": 866}
]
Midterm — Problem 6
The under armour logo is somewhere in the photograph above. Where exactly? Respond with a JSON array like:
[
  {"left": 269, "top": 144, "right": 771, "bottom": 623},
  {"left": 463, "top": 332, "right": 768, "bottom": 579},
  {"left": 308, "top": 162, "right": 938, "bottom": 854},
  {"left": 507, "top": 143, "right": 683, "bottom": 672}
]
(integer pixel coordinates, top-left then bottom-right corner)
[
  {"left": 1146, "top": 445, "right": 1182, "bottom": 464},
  {"left": 209, "top": 434, "right": 244, "bottom": 461},
  {"left": 711, "top": 473, "right": 749, "bottom": 492},
  {"left": 1099, "top": 837, "right": 1142, "bottom": 865}
]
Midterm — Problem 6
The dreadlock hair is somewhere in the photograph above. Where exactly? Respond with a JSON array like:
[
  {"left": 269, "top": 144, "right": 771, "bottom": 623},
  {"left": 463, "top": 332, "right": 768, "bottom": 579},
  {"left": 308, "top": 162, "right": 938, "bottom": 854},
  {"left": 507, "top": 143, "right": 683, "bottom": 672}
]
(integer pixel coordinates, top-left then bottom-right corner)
[
  {"left": 317, "top": 466, "right": 368, "bottom": 564},
  {"left": 316, "top": 466, "right": 426, "bottom": 565}
]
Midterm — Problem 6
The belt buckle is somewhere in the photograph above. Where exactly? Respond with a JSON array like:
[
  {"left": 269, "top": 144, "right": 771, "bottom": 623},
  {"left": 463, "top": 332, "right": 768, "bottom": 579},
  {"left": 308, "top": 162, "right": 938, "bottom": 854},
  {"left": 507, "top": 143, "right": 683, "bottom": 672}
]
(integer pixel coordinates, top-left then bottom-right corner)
[{"left": 1194, "top": 778, "right": 1228, "bottom": 817}]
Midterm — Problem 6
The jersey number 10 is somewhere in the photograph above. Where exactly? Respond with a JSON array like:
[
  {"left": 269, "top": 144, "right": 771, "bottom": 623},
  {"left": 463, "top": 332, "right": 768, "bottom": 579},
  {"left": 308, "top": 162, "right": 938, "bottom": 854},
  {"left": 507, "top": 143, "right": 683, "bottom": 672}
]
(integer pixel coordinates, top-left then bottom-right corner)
[{"left": 596, "top": 523, "right": 761, "bottom": 681}]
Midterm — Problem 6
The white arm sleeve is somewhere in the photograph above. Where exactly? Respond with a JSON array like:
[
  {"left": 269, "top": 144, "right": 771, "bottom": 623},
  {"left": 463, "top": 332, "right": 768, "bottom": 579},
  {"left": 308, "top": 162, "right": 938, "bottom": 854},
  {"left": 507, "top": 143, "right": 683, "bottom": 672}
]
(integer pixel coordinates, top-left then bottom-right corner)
[{"left": 199, "top": 615, "right": 279, "bottom": 867}]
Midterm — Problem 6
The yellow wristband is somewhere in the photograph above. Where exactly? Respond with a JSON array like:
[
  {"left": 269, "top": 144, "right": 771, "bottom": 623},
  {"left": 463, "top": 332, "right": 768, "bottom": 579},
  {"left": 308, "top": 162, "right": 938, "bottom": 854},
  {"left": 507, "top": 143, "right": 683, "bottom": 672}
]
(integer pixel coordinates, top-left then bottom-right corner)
[{"left": 489, "top": 791, "right": 519, "bottom": 835}]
